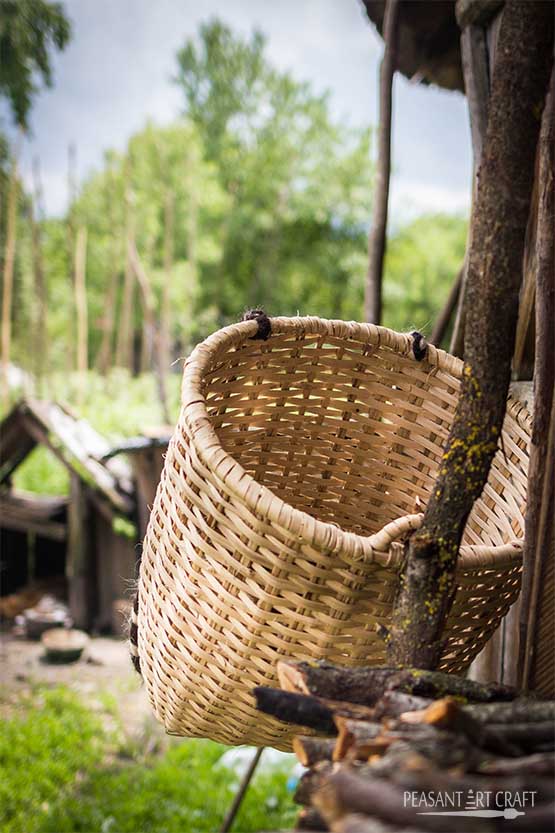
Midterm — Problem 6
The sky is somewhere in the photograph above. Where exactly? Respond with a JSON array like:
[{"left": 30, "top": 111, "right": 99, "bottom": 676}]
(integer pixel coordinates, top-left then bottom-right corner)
[{"left": 8, "top": 0, "right": 472, "bottom": 223}]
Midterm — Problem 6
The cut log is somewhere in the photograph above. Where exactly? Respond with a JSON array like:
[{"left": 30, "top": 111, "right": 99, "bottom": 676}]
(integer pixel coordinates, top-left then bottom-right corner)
[
  {"left": 295, "top": 807, "right": 329, "bottom": 831},
  {"left": 293, "top": 737, "right": 337, "bottom": 767},
  {"left": 277, "top": 661, "right": 398, "bottom": 705},
  {"left": 486, "top": 722, "right": 554, "bottom": 752},
  {"left": 278, "top": 662, "right": 516, "bottom": 704},
  {"left": 372, "top": 691, "right": 432, "bottom": 720},
  {"left": 294, "top": 762, "right": 333, "bottom": 807},
  {"left": 333, "top": 718, "right": 383, "bottom": 761},
  {"left": 477, "top": 752, "right": 555, "bottom": 776},
  {"left": 399, "top": 697, "right": 519, "bottom": 757},
  {"left": 464, "top": 700, "right": 555, "bottom": 724},
  {"left": 333, "top": 815, "right": 423, "bottom": 833},
  {"left": 254, "top": 687, "right": 377, "bottom": 734},
  {"left": 313, "top": 769, "right": 476, "bottom": 832},
  {"left": 387, "top": 669, "right": 516, "bottom": 702}
]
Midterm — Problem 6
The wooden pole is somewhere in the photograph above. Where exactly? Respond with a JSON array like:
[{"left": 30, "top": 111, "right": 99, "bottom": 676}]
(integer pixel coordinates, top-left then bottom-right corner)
[
  {"left": 31, "top": 158, "right": 48, "bottom": 397},
  {"left": 449, "top": 19, "right": 492, "bottom": 358},
  {"left": 159, "top": 188, "right": 174, "bottom": 412},
  {"left": 74, "top": 226, "right": 88, "bottom": 404},
  {"left": 430, "top": 264, "right": 464, "bottom": 347},
  {"left": 66, "top": 143, "right": 77, "bottom": 376},
  {"left": 114, "top": 158, "right": 135, "bottom": 371},
  {"left": 96, "top": 162, "right": 120, "bottom": 375},
  {"left": 364, "top": 0, "right": 399, "bottom": 325},
  {"left": 219, "top": 747, "right": 264, "bottom": 833},
  {"left": 1, "top": 149, "right": 18, "bottom": 412},
  {"left": 518, "top": 69, "right": 555, "bottom": 691},
  {"left": 386, "top": 1, "right": 554, "bottom": 670},
  {"left": 128, "top": 240, "right": 171, "bottom": 424}
]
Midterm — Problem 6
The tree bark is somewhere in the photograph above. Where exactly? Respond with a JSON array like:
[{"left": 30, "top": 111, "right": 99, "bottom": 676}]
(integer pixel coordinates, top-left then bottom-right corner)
[
  {"left": 518, "top": 69, "right": 555, "bottom": 691},
  {"left": 1, "top": 150, "right": 18, "bottom": 411},
  {"left": 387, "top": 1, "right": 554, "bottom": 669},
  {"left": 364, "top": 0, "right": 399, "bottom": 325}
]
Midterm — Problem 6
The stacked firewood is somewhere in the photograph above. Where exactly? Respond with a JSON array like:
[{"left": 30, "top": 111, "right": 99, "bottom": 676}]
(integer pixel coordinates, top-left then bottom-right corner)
[{"left": 254, "top": 661, "right": 555, "bottom": 833}]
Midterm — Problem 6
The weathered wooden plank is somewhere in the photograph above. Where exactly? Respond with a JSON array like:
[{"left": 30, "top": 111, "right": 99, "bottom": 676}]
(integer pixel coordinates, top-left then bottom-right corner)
[
  {"left": 67, "top": 475, "right": 95, "bottom": 629},
  {"left": 456, "top": 0, "right": 504, "bottom": 29},
  {"left": 0, "top": 494, "right": 67, "bottom": 541}
]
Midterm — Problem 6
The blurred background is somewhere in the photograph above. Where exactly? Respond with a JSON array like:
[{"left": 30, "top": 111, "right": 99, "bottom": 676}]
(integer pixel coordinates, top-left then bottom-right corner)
[{"left": 0, "top": 2, "right": 472, "bottom": 831}]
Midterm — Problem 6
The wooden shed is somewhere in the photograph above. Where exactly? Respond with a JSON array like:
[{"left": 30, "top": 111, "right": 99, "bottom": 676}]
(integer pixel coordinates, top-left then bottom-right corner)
[{"left": 0, "top": 399, "right": 138, "bottom": 631}]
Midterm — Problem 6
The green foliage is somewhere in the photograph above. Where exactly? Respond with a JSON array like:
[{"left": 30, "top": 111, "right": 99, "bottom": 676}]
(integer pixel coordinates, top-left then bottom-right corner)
[
  {"left": 0, "top": 0, "right": 71, "bottom": 128},
  {"left": 175, "top": 19, "right": 374, "bottom": 321},
  {"left": 383, "top": 213, "right": 467, "bottom": 338},
  {"left": 12, "top": 445, "right": 70, "bottom": 496},
  {"left": 0, "top": 684, "right": 296, "bottom": 833}
]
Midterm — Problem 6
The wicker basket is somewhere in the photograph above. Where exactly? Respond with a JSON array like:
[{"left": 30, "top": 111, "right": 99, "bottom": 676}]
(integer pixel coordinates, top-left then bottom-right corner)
[{"left": 137, "top": 317, "right": 530, "bottom": 748}]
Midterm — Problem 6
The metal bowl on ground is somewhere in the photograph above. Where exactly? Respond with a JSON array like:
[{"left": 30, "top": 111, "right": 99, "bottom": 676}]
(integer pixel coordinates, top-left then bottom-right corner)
[{"left": 41, "top": 628, "right": 90, "bottom": 663}]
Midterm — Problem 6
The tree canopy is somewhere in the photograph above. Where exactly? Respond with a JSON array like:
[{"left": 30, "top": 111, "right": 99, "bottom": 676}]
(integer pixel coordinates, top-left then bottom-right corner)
[
  {"left": 2, "top": 18, "right": 466, "bottom": 390},
  {"left": 0, "top": 0, "right": 71, "bottom": 129}
]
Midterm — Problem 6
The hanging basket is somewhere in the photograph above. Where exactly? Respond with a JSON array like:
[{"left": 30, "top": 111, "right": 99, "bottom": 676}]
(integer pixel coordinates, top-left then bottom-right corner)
[{"left": 136, "top": 317, "right": 530, "bottom": 749}]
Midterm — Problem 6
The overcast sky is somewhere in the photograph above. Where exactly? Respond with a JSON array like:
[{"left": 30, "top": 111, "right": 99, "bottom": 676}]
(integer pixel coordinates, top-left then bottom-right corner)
[{"left": 7, "top": 0, "right": 472, "bottom": 222}]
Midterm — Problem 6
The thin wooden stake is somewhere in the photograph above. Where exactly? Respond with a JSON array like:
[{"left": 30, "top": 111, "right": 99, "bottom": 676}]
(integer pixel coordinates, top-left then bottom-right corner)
[
  {"left": 74, "top": 226, "right": 88, "bottom": 403},
  {"left": 31, "top": 158, "right": 48, "bottom": 397},
  {"left": 518, "top": 69, "right": 555, "bottom": 691},
  {"left": 219, "top": 747, "right": 264, "bottom": 833},
  {"left": 1, "top": 148, "right": 19, "bottom": 412},
  {"left": 430, "top": 265, "right": 464, "bottom": 347},
  {"left": 364, "top": 0, "right": 399, "bottom": 325},
  {"left": 159, "top": 188, "right": 174, "bottom": 418},
  {"left": 128, "top": 240, "right": 171, "bottom": 424},
  {"left": 114, "top": 158, "right": 135, "bottom": 370}
]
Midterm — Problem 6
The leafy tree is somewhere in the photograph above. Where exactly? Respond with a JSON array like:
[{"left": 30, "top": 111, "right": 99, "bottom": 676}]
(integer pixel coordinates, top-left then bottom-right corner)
[
  {"left": 0, "top": 0, "right": 71, "bottom": 128},
  {"left": 175, "top": 19, "right": 374, "bottom": 320},
  {"left": 383, "top": 213, "right": 467, "bottom": 335}
]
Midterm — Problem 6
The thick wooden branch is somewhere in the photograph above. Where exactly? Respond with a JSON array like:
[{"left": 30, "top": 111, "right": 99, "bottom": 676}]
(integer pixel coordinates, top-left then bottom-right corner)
[
  {"left": 387, "top": 0, "right": 554, "bottom": 669},
  {"left": 277, "top": 661, "right": 398, "bottom": 705},
  {"left": 253, "top": 687, "right": 377, "bottom": 734}
]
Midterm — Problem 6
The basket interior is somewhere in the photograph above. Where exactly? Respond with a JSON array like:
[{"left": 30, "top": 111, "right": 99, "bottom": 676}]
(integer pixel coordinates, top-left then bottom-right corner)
[{"left": 203, "top": 331, "right": 528, "bottom": 547}]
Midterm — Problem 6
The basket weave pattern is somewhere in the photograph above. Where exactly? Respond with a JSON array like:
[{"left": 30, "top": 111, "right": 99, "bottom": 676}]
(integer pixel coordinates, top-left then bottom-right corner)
[{"left": 137, "top": 317, "right": 530, "bottom": 748}]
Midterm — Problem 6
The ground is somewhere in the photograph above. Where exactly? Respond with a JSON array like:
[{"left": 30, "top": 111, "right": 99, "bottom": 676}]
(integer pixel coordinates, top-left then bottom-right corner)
[
  {"left": 0, "top": 633, "right": 152, "bottom": 740},
  {"left": 0, "top": 632, "right": 297, "bottom": 833}
]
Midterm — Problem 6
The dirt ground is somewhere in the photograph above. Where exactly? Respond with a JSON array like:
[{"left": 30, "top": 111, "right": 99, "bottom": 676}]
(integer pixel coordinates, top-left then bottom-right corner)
[{"left": 0, "top": 632, "right": 160, "bottom": 741}]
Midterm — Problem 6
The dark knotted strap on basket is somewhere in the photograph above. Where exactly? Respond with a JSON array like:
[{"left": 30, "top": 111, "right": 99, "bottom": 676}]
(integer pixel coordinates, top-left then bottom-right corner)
[
  {"left": 411, "top": 331, "right": 428, "bottom": 361},
  {"left": 129, "top": 592, "right": 141, "bottom": 674},
  {"left": 243, "top": 309, "right": 272, "bottom": 340}
]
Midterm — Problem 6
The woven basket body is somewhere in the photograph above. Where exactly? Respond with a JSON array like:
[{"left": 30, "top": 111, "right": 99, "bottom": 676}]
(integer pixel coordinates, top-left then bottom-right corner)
[{"left": 137, "top": 317, "right": 530, "bottom": 748}]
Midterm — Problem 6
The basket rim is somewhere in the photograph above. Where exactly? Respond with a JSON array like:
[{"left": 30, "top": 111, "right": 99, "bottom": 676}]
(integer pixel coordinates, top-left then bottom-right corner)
[{"left": 179, "top": 316, "right": 530, "bottom": 569}]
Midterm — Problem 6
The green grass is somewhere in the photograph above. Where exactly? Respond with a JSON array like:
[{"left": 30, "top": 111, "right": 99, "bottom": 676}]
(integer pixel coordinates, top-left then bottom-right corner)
[{"left": 0, "top": 685, "right": 297, "bottom": 833}]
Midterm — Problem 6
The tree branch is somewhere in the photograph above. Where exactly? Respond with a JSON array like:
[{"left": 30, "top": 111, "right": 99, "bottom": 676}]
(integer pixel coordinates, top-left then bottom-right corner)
[{"left": 387, "top": 0, "right": 554, "bottom": 669}]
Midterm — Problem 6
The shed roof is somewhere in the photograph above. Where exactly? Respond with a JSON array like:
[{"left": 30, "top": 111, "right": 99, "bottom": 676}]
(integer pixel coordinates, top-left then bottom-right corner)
[
  {"left": 362, "top": 0, "right": 464, "bottom": 92},
  {"left": 0, "top": 400, "right": 134, "bottom": 514}
]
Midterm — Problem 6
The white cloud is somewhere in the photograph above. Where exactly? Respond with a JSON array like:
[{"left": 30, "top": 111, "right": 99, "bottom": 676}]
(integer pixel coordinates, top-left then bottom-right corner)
[{"left": 390, "top": 181, "right": 471, "bottom": 224}]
